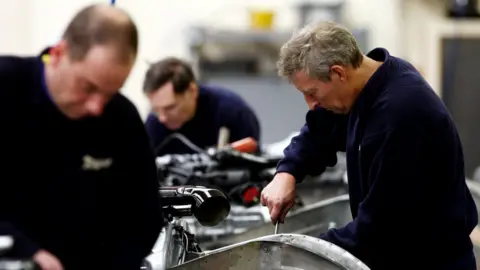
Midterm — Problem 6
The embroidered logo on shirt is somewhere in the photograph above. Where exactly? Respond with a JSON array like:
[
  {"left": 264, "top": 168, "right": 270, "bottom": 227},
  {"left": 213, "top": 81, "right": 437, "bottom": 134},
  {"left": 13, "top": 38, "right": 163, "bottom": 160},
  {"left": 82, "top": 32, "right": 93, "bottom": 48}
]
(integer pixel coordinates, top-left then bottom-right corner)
[{"left": 82, "top": 155, "right": 113, "bottom": 171}]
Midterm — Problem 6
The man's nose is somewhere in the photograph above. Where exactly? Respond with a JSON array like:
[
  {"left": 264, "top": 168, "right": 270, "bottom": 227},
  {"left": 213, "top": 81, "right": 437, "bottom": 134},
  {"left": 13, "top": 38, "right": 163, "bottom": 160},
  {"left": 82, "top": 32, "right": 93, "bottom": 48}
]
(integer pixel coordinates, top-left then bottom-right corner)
[
  {"left": 158, "top": 113, "right": 168, "bottom": 123},
  {"left": 307, "top": 100, "right": 319, "bottom": 110},
  {"left": 304, "top": 95, "right": 318, "bottom": 110},
  {"left": 309, "top": 102, "right": 319, "bottom": 110},
  {"left": 85, "top": 96, "right": 104, "bottom": 117}
]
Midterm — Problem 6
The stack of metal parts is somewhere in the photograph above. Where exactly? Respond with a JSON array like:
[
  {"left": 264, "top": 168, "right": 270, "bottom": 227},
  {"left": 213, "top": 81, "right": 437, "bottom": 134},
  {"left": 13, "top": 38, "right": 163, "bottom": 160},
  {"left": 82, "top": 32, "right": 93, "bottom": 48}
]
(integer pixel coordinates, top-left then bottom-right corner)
[
  {"left": 183, "top": 159, "right": 348, "bottom": 246},
  {"left": 181, "top": 179, "right": 349, "bottom": 246},
  {"left": 154, "top": 132, "right": 350, "bottom": 253},
  {"left": 176, "top": 141, "right": 350, "bottom": 247},
  {"left": 202, "top": 193, "right": 351, "bottom": 250}
]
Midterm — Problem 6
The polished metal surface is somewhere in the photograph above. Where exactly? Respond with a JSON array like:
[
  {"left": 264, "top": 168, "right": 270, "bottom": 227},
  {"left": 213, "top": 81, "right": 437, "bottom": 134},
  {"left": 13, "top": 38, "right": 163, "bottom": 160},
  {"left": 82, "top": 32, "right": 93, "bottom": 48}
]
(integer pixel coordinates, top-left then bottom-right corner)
[
  {"left": 296, "top": 183, "right": 348, "bottom": 204},
  {"left": 143, "top": 223, "right": 174, "bottom": 270},
  {"left": 144, "top": 220, "right": 191, "bottom": 270},
  {"left": 0, "top": 236, "right": 13, "bottom": 255},
  {"left": 466, "top": 179, "right": 480, "bottom": 269},
  {"left": 170, "top": 233, "right": 369, "bottom": 270},
  {"left": 204, "top": 194, "right": 351, "bottom": 249}
]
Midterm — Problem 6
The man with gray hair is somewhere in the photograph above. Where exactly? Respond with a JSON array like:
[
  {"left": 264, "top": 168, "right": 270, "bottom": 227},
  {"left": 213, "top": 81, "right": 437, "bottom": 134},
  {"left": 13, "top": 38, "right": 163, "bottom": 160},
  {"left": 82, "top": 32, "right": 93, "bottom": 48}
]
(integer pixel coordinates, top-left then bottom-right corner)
[{"left": 261, "top": 21, "right": 477, "bottom": 269}]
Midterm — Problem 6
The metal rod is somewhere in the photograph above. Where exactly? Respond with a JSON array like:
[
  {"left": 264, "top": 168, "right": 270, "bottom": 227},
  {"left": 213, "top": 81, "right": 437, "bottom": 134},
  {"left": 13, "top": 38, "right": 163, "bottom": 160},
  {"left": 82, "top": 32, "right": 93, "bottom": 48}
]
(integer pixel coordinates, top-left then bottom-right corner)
[{"left": 274, "top": 222, "right": 279, "bottom": 234}]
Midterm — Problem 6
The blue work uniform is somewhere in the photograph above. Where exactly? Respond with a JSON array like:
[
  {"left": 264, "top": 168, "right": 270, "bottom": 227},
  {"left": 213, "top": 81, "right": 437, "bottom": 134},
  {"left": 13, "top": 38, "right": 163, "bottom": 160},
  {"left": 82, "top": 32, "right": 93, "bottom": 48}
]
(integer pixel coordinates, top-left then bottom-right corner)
[
  {"left": 0, "top": 49, "right": 163, "bottom": 270},
  {"left": 277, "top": 48, "right": 478, "bottom": 269},
  {"left": 146, "top": 85, "right": 260, "bottom": 156}
]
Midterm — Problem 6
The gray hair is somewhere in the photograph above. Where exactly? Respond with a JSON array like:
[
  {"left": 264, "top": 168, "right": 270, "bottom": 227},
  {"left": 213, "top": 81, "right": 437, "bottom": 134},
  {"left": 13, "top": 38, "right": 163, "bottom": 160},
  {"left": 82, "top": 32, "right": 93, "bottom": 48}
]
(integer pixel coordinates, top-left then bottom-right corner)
[{"left": 277, "top": 21, "right": 363, "bottom": 81}]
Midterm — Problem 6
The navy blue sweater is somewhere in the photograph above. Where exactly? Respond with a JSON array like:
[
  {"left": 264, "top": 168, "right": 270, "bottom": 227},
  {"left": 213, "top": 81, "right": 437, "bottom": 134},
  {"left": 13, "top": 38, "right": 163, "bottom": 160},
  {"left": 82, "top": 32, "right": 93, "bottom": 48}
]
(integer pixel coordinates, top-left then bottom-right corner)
[
  {"left": 277, "top": 48, "right": 478, "bottom": 269},
  {"left": 0, "top": 53, "right": 163, "bottom": 270},
  {"left": 146, "top": 85, "right": 260, "bottom": 155}
]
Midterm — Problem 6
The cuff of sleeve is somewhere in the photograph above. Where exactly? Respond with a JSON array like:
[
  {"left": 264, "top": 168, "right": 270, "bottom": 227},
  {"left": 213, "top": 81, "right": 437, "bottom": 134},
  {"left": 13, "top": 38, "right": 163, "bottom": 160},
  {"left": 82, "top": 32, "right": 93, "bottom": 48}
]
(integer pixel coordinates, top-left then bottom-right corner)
[
  {"left": 276, "top": 161, "right": 306, "bottom": 183},
  {"left": 12, "top": 231, "right": 40, "bottom": 258},
  {"left": 318, "top": 232, "right": 328, "bottom": 241}
]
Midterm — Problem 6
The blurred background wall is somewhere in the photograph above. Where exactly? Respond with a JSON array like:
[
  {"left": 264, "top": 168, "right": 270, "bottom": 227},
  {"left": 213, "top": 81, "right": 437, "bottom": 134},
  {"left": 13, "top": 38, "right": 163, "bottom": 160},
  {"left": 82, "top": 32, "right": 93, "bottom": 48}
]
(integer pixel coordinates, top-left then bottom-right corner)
[
  {"left": 0, "top": 0, "right": 407, "bottom": 119},
  {"left": 1, "top": 0, "right": 480, "bottom": 176}
]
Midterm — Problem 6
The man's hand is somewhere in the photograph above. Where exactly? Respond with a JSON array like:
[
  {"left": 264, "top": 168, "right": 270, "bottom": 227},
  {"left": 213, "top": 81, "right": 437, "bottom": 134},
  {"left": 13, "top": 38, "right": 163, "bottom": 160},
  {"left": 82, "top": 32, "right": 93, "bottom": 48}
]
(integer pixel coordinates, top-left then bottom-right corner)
[
  {"left": 470, "top": 226, "right": 480, "bottom": 246},
  {"left": 261, "top": 172, "right": 296, "bottom": 224},
  {"left": 33, "top": 250, "right": 63, "bottom": 270}
]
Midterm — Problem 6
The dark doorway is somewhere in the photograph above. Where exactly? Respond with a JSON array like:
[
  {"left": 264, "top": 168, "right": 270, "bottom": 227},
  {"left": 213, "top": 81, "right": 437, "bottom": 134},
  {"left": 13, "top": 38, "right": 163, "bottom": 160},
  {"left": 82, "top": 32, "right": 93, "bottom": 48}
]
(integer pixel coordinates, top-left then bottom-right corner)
[{"left": 442, "top": 37, "right": 480, "bottom": 178}]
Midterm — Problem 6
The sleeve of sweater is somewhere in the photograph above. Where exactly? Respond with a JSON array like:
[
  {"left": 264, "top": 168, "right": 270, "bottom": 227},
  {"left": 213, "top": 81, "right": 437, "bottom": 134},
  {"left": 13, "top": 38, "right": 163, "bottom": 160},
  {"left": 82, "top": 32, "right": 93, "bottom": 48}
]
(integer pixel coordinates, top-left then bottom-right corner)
[
  {"left": 0, "top": 57, "right": 41, "bottom": 258},
  {"left": 145, "top": 113, "right": 169, "bottom": 155},
  {"left": 109, "top": 100, "right": 164, "bottom": 269},
  {"left": 276, "top": 108, "right": 347, "bottom": 182},
  {"left": 223, "top": 105, "right": 261, "bottom": 144}
]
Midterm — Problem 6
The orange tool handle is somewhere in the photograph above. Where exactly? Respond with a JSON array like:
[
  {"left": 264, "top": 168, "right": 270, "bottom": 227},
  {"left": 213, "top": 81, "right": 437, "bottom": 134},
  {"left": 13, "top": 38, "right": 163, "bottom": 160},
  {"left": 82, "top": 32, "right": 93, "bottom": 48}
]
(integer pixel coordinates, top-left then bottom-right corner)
[{"left": 230, "top": 137, "right": 258, "bottom": 153}]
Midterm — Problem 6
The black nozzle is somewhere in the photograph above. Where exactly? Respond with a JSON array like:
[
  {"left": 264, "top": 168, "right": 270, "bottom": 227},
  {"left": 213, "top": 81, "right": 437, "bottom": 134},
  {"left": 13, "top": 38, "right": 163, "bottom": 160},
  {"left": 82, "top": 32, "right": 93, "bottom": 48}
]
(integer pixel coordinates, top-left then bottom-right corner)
[{"left": 159, "top": 186, "right": 230, "bottom": 226}]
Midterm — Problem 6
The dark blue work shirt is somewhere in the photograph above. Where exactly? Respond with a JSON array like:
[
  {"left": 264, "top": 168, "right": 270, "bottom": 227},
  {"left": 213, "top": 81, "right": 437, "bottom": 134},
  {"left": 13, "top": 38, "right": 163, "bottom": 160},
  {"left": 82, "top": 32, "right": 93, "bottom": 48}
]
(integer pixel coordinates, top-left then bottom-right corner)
[
  {"left": 146, "top": 84, "right": 260, "bottom": 156},
  {"left": 0, "top": 51, "right": 163, "bottom": 270},
  {"left": 277, "top": 48, "right": 478, "bottom": 269}
]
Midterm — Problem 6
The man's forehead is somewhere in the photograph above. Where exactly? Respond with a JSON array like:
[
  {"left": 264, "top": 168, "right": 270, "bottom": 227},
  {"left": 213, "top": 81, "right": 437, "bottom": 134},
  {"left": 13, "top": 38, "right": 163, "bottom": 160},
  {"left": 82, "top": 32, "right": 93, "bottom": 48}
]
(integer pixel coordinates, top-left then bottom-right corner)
[
  {"left": 84, "top": 44, "right": 135, "bottom": 64},
  {"left": 292, "top": 70, "right": 309, "bottom": 80},
  {"left": 292, "top": 71, "right": 315, "bottom": 92},
  {"left": 81, "top": 62, "right": 129, "bottom": 95},
  {"left": 80, "top": 45, "right": 133, "bottom": 85},
  {"left": 150, "top": 82, "right": 178, "bottom": 107}
]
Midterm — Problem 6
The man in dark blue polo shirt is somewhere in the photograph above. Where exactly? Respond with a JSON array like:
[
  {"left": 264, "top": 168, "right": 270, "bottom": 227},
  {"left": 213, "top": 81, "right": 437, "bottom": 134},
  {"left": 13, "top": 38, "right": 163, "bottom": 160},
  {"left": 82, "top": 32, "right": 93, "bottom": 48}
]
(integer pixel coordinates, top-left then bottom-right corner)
[
  {"left": 260, "top": 21, "right": 478, "bottom": 269},
  {"left": 143, "top": 57, "right": 261, "bottom": 156},
  {"left": 0, "top": 4, "right": 162, "bottom": 270}
]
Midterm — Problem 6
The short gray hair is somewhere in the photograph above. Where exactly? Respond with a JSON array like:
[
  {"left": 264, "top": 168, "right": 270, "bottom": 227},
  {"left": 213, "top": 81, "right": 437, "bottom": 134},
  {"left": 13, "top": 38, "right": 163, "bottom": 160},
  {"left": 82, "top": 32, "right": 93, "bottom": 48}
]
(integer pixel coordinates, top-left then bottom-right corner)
[{"left": 277, "top": 21, "right": 363, "bottom": 81}]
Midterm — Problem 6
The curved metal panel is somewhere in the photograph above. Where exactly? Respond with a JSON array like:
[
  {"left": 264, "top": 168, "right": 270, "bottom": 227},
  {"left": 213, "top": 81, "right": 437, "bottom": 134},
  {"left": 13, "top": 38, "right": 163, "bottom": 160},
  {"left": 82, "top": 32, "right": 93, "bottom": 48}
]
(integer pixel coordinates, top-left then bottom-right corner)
[
  {"left": 144, "top": 221, "right": 188, "bottom": 270},
  {"left": 170, "top": 233, "right": 369, "bottom": 270}
]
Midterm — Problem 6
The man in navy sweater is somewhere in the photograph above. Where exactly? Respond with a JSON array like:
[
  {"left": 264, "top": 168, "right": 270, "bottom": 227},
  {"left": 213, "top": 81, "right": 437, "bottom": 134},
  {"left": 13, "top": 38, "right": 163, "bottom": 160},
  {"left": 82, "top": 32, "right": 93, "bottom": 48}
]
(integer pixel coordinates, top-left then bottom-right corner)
[
  {"left": 261, "top": 21, "right": 478, "bottom": 269},
  {"left": 0, "top": 4, "right": 162, "bottom": 270},
  {"left": 143, "top": 57, "right": 261, "bottom": 156}
]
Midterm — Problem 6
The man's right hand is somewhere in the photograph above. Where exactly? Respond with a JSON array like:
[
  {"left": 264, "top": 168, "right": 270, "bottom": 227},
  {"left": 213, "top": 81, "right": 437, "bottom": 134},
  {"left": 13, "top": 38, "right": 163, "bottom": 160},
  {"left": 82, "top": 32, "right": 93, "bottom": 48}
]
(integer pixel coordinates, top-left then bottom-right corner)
[
  {"left": 260, "top": 172, "right": 297, "bottom": 224},
  {"left": 33, "top": 250, "right": 63, "bottom": 270}
]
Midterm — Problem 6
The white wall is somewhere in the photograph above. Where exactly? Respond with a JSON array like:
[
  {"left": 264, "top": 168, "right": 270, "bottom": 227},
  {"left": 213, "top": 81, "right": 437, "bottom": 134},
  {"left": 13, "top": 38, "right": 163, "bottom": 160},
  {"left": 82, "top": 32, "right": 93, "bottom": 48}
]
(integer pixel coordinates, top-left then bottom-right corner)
[
  {"left": 29, "top": 0, "right": 101, "bottom": 52},
  {"left": 116, "top": 0, "right": 301, "bottom": 119},
  {"left": 403, "top": 0, "right": 480, "bottom": 96},
  {"left": 0, "top": 0, "right": 32, "bottom": 55},
  {"left": 0, "top": 0, "right": 407, "bottom": 119},
  {"left": 343, "top": 0, "right": 403, "bottom": 57}
]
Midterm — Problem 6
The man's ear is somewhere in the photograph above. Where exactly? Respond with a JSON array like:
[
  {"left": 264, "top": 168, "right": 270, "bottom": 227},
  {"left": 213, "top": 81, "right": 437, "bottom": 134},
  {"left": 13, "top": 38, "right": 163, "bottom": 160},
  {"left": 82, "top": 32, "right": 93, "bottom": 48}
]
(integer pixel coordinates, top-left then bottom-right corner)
[
  {"left": 189, "top": 82, "right": 199, "bottom": 98},
  {"left": 48, "top": 40, "right": 68, "bottom": 67},
  {"left": 330, "top": 65, "right": 348, "bottom": 82}
]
